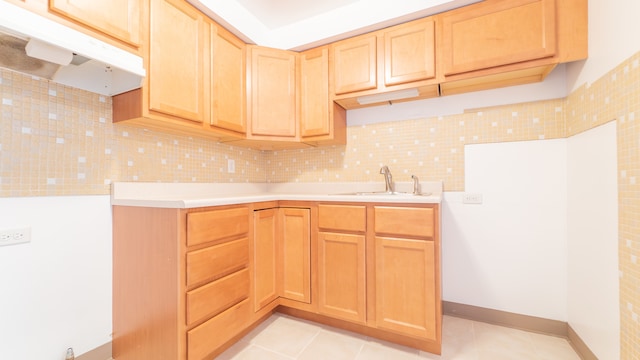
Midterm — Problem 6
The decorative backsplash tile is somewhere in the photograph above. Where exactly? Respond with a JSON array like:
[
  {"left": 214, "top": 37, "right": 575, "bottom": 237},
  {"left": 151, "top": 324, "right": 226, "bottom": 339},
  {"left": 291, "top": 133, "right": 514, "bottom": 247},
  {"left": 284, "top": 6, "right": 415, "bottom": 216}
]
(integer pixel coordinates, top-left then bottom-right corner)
[
  {"left": 266, "top": 99, "right": 565, "bottom": 190},
  {"left": 0, "top": 69, "right": 264, "bottom": 196}
]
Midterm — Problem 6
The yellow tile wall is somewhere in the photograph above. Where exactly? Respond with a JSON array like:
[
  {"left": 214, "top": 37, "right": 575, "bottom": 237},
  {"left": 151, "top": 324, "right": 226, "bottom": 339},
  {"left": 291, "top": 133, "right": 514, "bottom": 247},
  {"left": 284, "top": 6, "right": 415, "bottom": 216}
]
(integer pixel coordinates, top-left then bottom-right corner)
[
  {"left": 0, "top": 69, "right": 265, "bottom": 196},
  {"left": 267, "top": 99, "right": 565, "bottom": 190},
  {"left": 1, "top": 50, "right": 639, "bottom": 358}
]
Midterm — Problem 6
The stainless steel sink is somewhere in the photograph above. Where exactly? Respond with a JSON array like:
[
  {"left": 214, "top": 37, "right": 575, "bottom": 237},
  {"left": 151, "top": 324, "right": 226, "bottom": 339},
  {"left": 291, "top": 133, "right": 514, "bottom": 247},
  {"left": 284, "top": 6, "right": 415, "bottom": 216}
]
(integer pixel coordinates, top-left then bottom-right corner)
[{"left": 331, "top": 191, "right": 432, "bottom": 196}]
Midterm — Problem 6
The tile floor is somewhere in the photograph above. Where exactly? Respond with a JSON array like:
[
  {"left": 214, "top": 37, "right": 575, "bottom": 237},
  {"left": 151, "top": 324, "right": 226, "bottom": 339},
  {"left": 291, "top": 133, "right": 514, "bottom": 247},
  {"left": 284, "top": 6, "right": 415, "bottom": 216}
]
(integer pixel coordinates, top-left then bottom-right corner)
[{"left": 216, "top": 314, "right": 581, "bottom": 360}]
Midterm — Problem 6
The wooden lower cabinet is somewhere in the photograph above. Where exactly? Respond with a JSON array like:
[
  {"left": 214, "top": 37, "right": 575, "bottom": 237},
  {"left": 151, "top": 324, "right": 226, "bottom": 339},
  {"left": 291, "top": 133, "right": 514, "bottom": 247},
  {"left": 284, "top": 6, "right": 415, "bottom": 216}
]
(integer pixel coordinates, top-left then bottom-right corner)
[
  {"left": 375, "top": 237, "right": 437, "bottom": 340},
  {"left": 113, "top": 201, "right": 440, "bottom": 358},
  {"left": 112, "top": 205, "right": 252, "bottom": 360},
  {"left": 280, "top": 207, "right": 311, "bottom": 303},
  {"left": 318, "top": 232, "right": 367, "bottom": 323},
  {"left": 253, "top": 208, "right": 279, "bottom": 311}
]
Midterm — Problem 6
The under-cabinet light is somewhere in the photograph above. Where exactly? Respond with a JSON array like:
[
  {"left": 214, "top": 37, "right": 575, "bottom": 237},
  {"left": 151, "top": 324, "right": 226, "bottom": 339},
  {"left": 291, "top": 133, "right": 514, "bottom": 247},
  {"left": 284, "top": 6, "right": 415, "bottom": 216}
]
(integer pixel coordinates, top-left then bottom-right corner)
[{"left": 356, "top": 88, "right": 420, "bottom": 105}]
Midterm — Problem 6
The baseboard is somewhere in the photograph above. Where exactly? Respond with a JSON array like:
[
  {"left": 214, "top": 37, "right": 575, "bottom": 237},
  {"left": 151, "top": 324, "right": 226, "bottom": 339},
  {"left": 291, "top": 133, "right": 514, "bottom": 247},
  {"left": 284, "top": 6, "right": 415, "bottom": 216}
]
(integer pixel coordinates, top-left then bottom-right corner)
[
  {"left": 568, "top": 325, "right": 598, "bottom": 360},
  {"left": 76, "top": 342, "right": 111, "bottom": 360},
  {"left": 443, "top": 301, "right": 596, "bottom": 359}
]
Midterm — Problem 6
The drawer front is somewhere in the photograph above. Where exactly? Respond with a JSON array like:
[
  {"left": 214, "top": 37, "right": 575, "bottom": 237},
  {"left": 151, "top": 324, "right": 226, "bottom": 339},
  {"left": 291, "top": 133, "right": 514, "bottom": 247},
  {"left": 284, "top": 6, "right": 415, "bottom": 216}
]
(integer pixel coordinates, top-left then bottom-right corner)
[
  {"left": 318, "top": 204, "right": 366, "bottom": 232},
  {"left": 187, "top": 207, "right": 249, "bottom": 247},
  {"left": 186, "top": 268, "right": 249, "bottom": 325},
  {"left": 188, "top": 299, "right": 250, "bottom": 360},
  {"left": 374, "top": 206, "right": 434, "bottom": 238},
  {"left": 186, "top": 238, "right": 249, "bottom": 287}
]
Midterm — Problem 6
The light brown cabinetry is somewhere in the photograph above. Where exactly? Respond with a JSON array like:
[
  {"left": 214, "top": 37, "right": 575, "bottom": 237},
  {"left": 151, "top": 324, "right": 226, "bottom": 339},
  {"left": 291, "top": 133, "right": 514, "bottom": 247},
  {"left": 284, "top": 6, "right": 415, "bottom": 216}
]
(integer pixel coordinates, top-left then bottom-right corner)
[
  {"left": 48, "top": 0, "right": 141, "bottom": 47},
  {"left": 280, "top": 207, "right": 312, "bottom": 303},
  {"left": 299, "top": 47, "right": 347, "bottom": 146},
  {"left": 312, "top": 203, "right": 442, "bottom": 353},
  {"left": 113, "top": 0, "right": 247, "bottom": 141},
  {"left": 331, "top": 17, "right": 439, "bottom": 109},
  {"left": 247, "top": 46, "right": 299, "bottom": 140},
  {"left": 438, "top": 0, "right": 587, "bottom": 95},
  {"left": 373, "top": 206, "right": 439, "bottom": 341},
  {"left": 211, "top": 25, "right": 246, "bottom": 134},
  {"left": 113, "top": 205, "right": 251, "bottom": 360},
  {"left": 317, "top": 205, "right": 367, "bottom": 323},
  {"left": 253, "top": 206, "right": 312, "bottom": 311},
  {"left": 149, "top": 0, "right": 207, "bottom": 124},
  {"left": 112, "top": 0, "right": 214, "bottom": 136},
  {"left": 253, "top": 208, "right": 279, "bottom": 311}
]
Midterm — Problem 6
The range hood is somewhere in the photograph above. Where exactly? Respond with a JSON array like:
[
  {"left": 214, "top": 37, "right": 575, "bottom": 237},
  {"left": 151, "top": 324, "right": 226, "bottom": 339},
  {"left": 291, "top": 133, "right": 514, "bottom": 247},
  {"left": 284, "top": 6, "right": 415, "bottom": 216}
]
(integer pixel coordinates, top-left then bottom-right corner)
[{"left": 0, "top": 1, "right": 145, "bottom": 96}]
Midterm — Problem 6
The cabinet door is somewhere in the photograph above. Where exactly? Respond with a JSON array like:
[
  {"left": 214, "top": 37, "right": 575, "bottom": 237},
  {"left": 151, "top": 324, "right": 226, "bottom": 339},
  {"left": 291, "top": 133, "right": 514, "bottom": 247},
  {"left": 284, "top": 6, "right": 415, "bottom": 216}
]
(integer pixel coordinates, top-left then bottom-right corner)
[
  {"left": 441, "top": 0, "right": 556, "bottom": 76},
  {"left": 249, "top": 46, "right": 297, "bottom": 137},
  {"left": 280, "top": 208, "right": 311, "bottom": 303},
  {"left": 49, "top": 0, "right": 141, "bottom": 46},
  {"left": 300, "top": 47, "right": 330, "bottom": 138},
  {"left": 384, "top": 19, "right": 436, "bottom": 86},
  {"left": 212, "top": 25, "right": 246, "bottom": 133},
  {"left": 375, "top": 237, "right": 437, "bottom": 340},
  {"left": 149, "top": 0, "right": 207, "bottom": 122},
  {"left": 318, "top": 232, "right": 366, "bottom": 324},
  {"left": 332, "top": 35, "right": 377, "bottom": 95},
  {"left": 253, "top": 209, "right": 278, "bottom": 311}
]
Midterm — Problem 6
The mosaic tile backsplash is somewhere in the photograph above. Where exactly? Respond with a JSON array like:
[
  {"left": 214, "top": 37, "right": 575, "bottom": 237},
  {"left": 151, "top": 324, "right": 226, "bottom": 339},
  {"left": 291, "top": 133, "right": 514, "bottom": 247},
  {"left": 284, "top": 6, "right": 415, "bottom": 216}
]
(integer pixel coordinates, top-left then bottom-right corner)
[{"left": 1, "top": 50, "right": 639, "bottom": 358}]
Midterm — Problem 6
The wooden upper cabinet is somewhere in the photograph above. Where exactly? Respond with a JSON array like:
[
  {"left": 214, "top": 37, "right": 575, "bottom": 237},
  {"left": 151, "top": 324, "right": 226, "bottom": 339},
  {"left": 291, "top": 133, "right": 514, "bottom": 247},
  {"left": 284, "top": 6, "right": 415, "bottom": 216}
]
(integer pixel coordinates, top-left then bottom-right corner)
[
  {"left": 49, "top": 0, "right": 141, "bottom": 46},
  {"left": 149, "top": 0, "right": 208, "bottom": 123},
  {"left": 211, "top": 25, "right": 246, "bottom": 134},
  {"left": 248, "top": 46, "right": 298, "bottom": 139},
  {"left": 441, "top": 0, "right": 557, "bottom": 76},
  {"left": 300, "top": 46, "right": 330, "bottom": 138},
  {"left": 330, "top": 19, "right": 439, "bottom": 109},
  {"left": 384, "top": 18, "right": 436, "bottom": 86},
  {"left": 332, "top": 35, "right": 377, "bottom": 95}
]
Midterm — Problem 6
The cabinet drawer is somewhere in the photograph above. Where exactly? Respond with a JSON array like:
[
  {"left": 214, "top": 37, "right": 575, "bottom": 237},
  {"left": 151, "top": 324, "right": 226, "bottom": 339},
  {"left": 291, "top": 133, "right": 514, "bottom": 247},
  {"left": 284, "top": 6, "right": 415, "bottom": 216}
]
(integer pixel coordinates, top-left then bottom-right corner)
[
  {"left": 186, "top": 268, "right": 249, "bottom": 325},
  {"left": 187, "top": 207, "right": 249, "bottom": 247},
  {"left": 374, "top": 206, "right": 434, "bottom": 238},
  {"left": 318, "top": 204, "right": 366, "bottom": 232},
  {"left": 186, "top": 238, "right": 249, "bottom": 287},
  {"left": 188, "top": 299, "right": 250, "bottom": 360}
]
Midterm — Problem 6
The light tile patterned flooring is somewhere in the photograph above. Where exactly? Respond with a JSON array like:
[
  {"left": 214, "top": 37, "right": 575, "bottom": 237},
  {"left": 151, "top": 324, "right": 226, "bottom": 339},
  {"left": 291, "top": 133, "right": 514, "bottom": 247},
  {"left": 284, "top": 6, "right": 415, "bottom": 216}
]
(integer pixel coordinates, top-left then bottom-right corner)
[{"left": 217, "top": 314, "right": 581, "bottom": 360}]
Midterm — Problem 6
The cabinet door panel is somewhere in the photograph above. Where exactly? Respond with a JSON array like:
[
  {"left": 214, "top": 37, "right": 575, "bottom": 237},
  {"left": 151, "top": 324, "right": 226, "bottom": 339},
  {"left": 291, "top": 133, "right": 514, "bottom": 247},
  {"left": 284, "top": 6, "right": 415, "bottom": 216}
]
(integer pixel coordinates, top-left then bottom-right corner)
[
  {"left": 441, "top": 0, "right": 556, "bottom": 75},
  {"left": 384, "top": 19, "right": 436, "bottom": 86},
  {"left": 318, "top": 232, "right": 366, "bottom": 324},
  {"left": 149, "top": 0, "right": 206, "bottom": 122},
  {"left": 332, "top": 35, "right": 377, "bottom": 94},
  {"left": 49, "top": 0, "right": 141, "bottom": 46},
  {"left": 212, "top": 26, "right": 246, "bottom": 133},
  {"left": 249, "top": 47, "right": 297, "bottom": 137},
  {"left": 375, "top": 237, "right": 437, "bottom": 340},
  {"left": 253, "top": 209, "right": 279, "bottom": 311},
  {"left": 280, "top": 208, "right": 311, "bottom": 303},
  {"left": 300, "top": 47, "right": 330, "bottom": 138}
]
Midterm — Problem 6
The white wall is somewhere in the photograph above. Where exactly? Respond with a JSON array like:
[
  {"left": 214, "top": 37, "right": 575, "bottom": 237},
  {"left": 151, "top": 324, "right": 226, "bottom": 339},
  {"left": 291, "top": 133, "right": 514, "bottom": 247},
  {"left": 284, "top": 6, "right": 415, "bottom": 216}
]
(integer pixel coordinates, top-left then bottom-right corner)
[
  {"left": 566, "top": 0, "right": 640, "bottom": 90},
  {"left": 567, "top": 122, "right": 619, "bottom": 359},
  {"left": 442, "top": 139, "right": 568, "bottom": 320},
  {"left": 0, "top": 196, "right": 112, "bottom": 360}
]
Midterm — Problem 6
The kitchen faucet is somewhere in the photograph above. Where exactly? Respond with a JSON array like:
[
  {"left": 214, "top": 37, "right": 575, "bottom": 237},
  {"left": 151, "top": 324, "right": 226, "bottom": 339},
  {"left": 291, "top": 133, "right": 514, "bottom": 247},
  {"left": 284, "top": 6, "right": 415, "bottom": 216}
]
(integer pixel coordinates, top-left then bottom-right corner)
[{"left": 380, "top": 165, "right": 394, "bottom": 193}]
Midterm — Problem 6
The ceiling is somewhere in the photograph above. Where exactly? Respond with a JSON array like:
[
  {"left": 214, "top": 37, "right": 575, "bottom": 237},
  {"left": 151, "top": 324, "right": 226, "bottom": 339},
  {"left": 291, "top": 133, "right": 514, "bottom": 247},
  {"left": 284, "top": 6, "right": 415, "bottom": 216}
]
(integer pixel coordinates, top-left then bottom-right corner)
[{"left": 188, "top": 0, "right": 481, "bottom": 51}]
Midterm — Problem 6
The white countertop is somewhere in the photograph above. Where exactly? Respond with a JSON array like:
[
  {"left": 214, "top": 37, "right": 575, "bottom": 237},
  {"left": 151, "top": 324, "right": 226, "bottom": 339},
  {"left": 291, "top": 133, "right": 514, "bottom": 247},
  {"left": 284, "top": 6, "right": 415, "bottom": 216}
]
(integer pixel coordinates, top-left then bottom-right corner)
[{"left": 111, "top": 181, "right": 443, "bottom": 208}]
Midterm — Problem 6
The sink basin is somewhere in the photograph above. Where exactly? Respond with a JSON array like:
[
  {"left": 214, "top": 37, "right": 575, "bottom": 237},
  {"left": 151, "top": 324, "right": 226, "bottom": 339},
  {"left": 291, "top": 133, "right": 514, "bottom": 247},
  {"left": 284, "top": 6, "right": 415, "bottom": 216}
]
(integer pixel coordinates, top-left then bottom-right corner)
[{"left": 331, "top": 191, "right": 432, "bottom": 196}]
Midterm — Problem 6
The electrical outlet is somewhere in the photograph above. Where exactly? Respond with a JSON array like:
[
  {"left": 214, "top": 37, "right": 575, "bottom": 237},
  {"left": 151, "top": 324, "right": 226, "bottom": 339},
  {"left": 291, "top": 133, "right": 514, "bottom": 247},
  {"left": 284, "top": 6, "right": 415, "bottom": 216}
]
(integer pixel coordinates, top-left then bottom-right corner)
[
  {"left": 227, "top": 159, "right": 235, "bottom": 173},
  {"left": 462, "top": 193, "right": 483, "bottom": 204},
  {"left": 0, "top": 227, "right": 31, "bottom": 246}
]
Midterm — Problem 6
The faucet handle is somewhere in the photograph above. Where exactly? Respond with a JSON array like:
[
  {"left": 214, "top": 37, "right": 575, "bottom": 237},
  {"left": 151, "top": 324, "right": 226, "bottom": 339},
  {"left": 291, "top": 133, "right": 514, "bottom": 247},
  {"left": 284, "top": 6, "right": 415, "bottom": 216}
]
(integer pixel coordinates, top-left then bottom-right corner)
[{"left": 411, "top": 175, "right": 420, "bottom": 194}]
